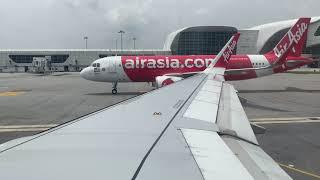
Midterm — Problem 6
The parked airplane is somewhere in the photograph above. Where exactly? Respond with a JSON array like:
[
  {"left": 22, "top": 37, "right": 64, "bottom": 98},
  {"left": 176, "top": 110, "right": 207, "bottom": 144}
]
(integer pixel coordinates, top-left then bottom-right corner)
[
  {"left": 0, "top": 31, "right": 294, "bottom": 179},
  {"left": 81, "top": 18, "right": 312, "bottom": 94}
]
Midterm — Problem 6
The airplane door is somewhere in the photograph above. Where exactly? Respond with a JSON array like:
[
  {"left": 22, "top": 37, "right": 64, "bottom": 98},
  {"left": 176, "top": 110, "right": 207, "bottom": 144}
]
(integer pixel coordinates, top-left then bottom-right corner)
[
  {"left": 105, "top": 58, "right": 118, "bottom": 82},
  {"left": 108, "top": 60, "right": 116, "bottom": 73}
]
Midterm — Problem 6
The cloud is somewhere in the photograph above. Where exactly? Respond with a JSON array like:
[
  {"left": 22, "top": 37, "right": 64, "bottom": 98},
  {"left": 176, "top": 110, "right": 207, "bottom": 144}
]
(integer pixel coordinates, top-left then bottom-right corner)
[
  {"left": 0, "top": 0, "right": 319, "bottom": 49},
  {"left": 194, "top": 8, "right": 209, "bottom": 15}
]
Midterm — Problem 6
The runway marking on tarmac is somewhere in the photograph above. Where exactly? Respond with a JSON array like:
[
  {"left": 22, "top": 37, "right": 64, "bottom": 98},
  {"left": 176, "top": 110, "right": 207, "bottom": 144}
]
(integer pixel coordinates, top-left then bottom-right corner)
[
  {"left": 0, "top": 124, "right": 58, "bottom": 132},
  {"left": 279, "top": 163, "right": 320, "bottom": 179},
  {"left": 0, "top": 91, "right": 25, "bottom": 97},
  {"left": 251, "top": 117, "right": 320, "bottom": 124}
]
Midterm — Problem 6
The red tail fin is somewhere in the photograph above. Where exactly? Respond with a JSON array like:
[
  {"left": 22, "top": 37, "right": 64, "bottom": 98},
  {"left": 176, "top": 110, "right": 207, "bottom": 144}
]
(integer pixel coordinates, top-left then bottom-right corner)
[
  {"left": 214, "top": 33, "right": 240, "bottom": 68},
  {"left": 203, "top": 33, "right": 239, "bottom": 74},
  {"left": 267, "top": 17, "right": 311, "bottom": 58}
]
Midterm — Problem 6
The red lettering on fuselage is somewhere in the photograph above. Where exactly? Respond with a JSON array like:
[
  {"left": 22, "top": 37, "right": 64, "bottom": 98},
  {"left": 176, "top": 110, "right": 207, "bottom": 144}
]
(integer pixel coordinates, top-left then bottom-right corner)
[
  {"left": 121, "top": 55, "right": 309, "bottom": 82},
  {"left": 122, "top": 55, "right": 254, "bottom": 82}
]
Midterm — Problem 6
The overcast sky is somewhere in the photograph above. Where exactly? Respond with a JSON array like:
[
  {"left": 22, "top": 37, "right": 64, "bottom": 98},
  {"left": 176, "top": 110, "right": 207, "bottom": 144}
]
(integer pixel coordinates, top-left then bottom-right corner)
[{"left": 0, "top": 0, "right": 318, "bottom": 49}]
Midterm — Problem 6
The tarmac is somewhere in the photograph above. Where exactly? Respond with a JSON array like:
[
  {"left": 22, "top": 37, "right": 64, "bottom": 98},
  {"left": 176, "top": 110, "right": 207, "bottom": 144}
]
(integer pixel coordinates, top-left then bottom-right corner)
[{"left": 0, "top": 72, "right": 319, "bottom": 180}]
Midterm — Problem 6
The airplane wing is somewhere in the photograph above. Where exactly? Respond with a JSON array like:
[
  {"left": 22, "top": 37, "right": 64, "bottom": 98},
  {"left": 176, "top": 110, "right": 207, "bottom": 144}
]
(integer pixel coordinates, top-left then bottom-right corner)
[{"left": 0, "top": 34, "right": 292, "bottom": 180}]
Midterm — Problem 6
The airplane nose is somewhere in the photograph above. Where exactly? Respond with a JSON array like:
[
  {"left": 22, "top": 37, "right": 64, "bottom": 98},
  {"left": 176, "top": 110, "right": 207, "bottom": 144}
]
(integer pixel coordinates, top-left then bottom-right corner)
[{"left": 80, "top": 67, "right": 91, "bottom": 80}]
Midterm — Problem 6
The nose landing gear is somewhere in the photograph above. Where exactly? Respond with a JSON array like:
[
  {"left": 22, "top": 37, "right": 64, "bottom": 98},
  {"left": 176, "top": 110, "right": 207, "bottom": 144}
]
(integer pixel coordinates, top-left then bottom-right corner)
[
  {"left": 112, "top": 82, "right": 118, "bottom": 94},
  {"left": 112, "top": 89, "right": 117, "bottom": 94}
]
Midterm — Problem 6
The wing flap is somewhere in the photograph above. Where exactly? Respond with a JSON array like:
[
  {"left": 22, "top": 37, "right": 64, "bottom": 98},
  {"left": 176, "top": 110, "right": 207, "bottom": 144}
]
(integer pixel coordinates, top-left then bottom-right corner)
[
  {"left": 222, "top": 136, "right": 292, "bottom": 180},
  {"left": 181, "top": 129, "right": 255, "bottom": 180},
  {"left": 183, "top": 79, "right": 222, "bottom": 123},
  {"left": 183, "top": 100, "right": 219, "bottom": 123},
  {"left": 217, "top": 83, "right": 258, "bottom": 145}
]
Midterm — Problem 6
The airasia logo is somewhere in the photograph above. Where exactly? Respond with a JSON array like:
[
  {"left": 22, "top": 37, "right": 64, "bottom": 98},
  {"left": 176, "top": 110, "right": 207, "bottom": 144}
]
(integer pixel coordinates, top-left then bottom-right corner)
[
  {"left": 274, "top": 22, "right": 308, "bottom": 57},
  {"left": 222, "top": 40, "right": 237, "bottom": 62},
  {"left": 124, "top": 57, "right": 216, "bottom": 69}
]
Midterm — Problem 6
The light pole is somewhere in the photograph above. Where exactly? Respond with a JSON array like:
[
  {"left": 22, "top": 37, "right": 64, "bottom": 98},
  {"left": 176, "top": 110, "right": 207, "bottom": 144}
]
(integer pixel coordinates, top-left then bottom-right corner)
[
  {"left": 118, "top": 30, "right": 125, "bottom": 51},
  {"left": 133, "top": 37, "right": 136, "bottom": 49},
  {"left": 115, "top": 39, "right": 118, "bottom": 50},
  {"left": 84, "top": 36, "right": 88, "bottom": 49}
]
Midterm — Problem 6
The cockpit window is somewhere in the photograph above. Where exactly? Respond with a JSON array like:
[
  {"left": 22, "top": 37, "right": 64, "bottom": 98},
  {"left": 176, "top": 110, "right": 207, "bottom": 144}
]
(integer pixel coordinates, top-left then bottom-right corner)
[
  {"left": 97, "top": 63, "right": 100, "bottom": 67},
  {"left": 92, "top": 63, "right": 97, "bottom": 67}
]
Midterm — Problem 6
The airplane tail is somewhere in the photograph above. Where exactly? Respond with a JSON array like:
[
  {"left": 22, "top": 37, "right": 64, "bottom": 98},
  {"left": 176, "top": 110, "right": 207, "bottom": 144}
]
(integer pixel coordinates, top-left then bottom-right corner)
[
  {"left": 212, "top": 33, "right": 240, "bottom": 68},
  {"left": 203, "top": 33, "right": 239, "bottom": 75},
  {"left": 266, "top": 17, "right": 311, "bottom": 65}
]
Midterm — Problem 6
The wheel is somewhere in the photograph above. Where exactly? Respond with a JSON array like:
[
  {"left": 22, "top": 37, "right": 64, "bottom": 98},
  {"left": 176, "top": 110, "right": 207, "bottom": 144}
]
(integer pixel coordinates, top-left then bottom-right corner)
[{"left": 112, "top": 89, "right": 118, "bottom": 94}]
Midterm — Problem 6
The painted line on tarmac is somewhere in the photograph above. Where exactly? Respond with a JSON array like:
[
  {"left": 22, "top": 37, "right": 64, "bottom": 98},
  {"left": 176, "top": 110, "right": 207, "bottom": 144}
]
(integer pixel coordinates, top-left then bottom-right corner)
[
  {"left": 0, "top": 124, "right": 58, "bottom": 133},
  {"left": 251, "top": 117, "right": 320, "bottom": 124},
  {"left": 0, "top": 91, "right": 25, "bottom": 97},
  {"left": 279, "top": 163, "right": 320, "bottom": 179}
]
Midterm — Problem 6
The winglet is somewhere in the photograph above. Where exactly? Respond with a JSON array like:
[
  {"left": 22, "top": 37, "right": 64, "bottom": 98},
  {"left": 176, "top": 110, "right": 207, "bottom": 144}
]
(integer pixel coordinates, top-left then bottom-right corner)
[
  {"left": 204, "top": 33, "right": 240, "bottom": 73},
  {"left": 268, "top": 17, "right": 311, "bottom": 66}
]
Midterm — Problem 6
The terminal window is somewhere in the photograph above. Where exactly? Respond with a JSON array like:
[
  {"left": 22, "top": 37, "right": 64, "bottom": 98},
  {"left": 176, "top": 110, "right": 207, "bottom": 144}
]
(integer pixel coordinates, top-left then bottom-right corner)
[
  {"left": 9, "top": 55, "right": 69, "bottom": 64},
  {"left": 173, "top": 31, "right": 235, "bottom": 55}
]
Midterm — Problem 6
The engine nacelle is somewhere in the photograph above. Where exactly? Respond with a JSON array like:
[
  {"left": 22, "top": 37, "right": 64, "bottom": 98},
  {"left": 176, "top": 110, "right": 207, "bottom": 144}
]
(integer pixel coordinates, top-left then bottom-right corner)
[{"left": 155, "top": 76, "right": 183, "bottom": 88}]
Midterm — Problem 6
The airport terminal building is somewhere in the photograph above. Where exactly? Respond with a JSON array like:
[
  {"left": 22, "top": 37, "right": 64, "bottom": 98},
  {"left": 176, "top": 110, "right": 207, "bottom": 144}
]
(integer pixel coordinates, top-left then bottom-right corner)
[
  {"left": 0, "top": 49, "right": 171, "bottom": 73},
  {"left": 1, "top": 17, "right": 320, "bottom": 72},
  {"left": 163, "top": 17, "right": 320, "bottom": 58}
]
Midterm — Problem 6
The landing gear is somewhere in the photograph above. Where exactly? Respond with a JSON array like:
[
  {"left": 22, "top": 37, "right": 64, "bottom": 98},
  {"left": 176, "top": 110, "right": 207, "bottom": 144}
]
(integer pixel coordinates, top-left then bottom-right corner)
[
  {"left": 112, "top": 89, "right": 117, "bottom": 94},
  {"left": 112, "top": 82, "right": 118, "bottom": 94}
]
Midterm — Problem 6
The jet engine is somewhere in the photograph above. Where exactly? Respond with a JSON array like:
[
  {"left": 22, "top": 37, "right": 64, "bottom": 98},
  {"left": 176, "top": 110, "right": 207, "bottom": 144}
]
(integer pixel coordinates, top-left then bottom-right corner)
[{"left": 155, "top": 76, "right": 183, "bottom": 88}]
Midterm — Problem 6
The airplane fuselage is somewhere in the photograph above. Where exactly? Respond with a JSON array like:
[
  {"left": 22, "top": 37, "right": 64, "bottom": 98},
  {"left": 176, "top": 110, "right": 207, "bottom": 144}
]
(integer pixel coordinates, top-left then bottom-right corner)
[{"left": 80, "top": 54, "right": 311, "bottom": 83}]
